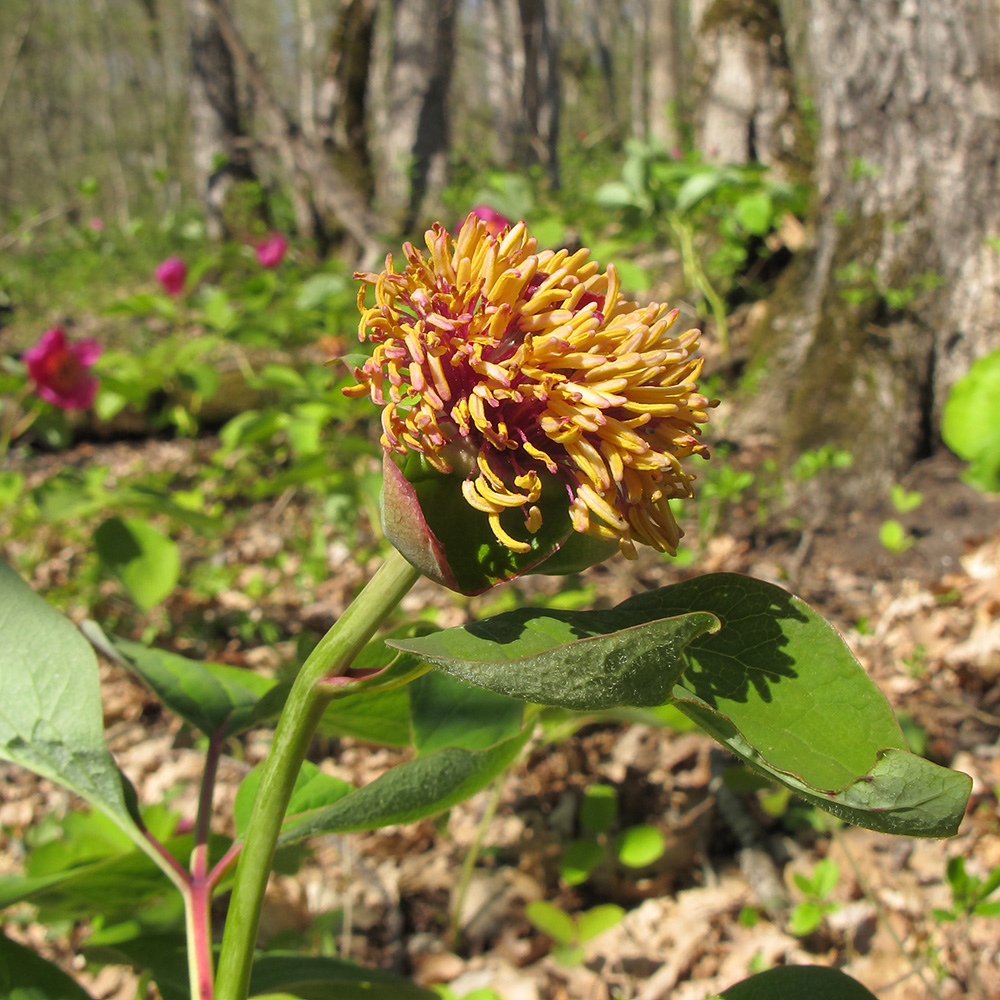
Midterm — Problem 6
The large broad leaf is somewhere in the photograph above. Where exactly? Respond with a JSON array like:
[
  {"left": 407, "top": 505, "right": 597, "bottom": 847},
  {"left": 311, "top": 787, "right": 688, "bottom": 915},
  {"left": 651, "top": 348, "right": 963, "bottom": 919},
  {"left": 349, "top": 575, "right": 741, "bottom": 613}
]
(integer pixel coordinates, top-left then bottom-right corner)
[
  {"left": 318, "top": 686, "right": 413, "bottom": 747},
  {"left": 389, "top": 608, "right": 718, "bottom": 710},
  {"left": 83, "top": 933, "right": 188, "bottom": 1000},
  {"left": 0, "top": 932, "right": 94, "bottom": 999},
  {"left": 94, "top": 516, "right": 180, "bottom": 610},
  {"left": 233, "top": 760, "right": 353, "bottom": 837},
  {"left": 409, "top": 670, "right": 524, "bottom": 754},
  {"left": 87, "top": 628, "right": 284, "bottom": 741},
  {"left": 0, "top": 832, "right": 226, "bottom": 918},
  {"left": 318, "top": 634, "right": 433, "bottom": 748},
  {"left": 278, "top": 727, "right": 531, "bottom": 843},
  {"left": 718, "top": 965, "right": 878, "bottom": 999},
  {"left": 617, "top": 574, "right": 971, "bottom": 837},
  {"left": 0, "top": 559, "right": 145, "bottom": 850},
  {"left": 248, "top": 953, "right": 437, "bottom": 1000}
]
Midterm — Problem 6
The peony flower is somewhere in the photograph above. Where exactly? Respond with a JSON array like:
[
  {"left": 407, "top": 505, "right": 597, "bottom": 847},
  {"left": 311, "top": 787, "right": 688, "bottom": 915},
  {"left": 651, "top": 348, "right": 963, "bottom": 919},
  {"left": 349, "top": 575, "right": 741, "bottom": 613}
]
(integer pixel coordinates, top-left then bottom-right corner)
[
  {"left": 465, "top": 205, "right": 510, "bottom": 238},
  {"left": 155, "top": 256, "right": 187, "bottom": 297},
  {"left": 345, "top": 215, "right": 715, "bottom": 592},
  {"left": 255, "top": 233, "right": 289, "bottom": 269},
  {"left": 88, "top": 217, "right": 105, "bottom": 232},
  {"left": 24, "top": 327, "right": 103, "bottom": 411}
]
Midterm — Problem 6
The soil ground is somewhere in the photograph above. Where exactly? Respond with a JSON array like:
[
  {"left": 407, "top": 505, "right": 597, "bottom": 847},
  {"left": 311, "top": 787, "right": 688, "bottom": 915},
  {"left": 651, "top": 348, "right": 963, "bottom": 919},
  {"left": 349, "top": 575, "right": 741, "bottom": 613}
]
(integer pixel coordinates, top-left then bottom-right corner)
[{"left": 2, "top": 437, "right": 999, "bottom": 1000}]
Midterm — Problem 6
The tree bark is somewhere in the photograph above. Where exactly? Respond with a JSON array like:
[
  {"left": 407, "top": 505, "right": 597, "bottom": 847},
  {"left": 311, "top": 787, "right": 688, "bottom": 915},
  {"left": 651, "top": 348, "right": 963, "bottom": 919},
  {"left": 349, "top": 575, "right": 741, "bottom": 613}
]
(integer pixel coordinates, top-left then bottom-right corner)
[
  {"left": 645, "top": 0, "right": 679, "bottom": 148},
  {"left": 478, "top": 0, "right": 560, "bottom": 187},
  {"left": 696, "top": 0, "right": 1000, "bottom": 504},
  {"left": 203, "top": 0, "right": 383, "bottom": 260},
  {"left": 188, "top": 0, "right": 252, "bottom": 240},
  {"left": 371, "top": 0, "right": 458, "bottom": 230}
]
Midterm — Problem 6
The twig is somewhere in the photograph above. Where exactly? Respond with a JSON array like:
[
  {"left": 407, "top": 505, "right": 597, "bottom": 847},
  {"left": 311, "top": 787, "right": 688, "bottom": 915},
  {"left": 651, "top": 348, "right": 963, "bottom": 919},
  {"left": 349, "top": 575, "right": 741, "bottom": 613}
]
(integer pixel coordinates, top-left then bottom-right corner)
[{"left": 0, "top": 204, "right": 71, "bottom": 251}]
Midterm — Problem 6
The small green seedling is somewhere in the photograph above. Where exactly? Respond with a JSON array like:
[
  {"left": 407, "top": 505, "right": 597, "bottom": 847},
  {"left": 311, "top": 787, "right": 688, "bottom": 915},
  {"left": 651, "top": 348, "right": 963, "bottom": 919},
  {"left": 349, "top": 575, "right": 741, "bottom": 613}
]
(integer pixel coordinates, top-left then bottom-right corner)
[
  {"left": 559, "top": 784, "right": 667, "bottom": 885},
  {"left": 890, "top": 483, "right": 923, "bottom": 513},
  {"left": 789, "top": 857, "right": 841, "bottom": 936},
  {"left": 434, "top": 988, "right": 505, "bottom": 1000},
  {"left": 933, "top": 857, "right": 1000, "bottom": 922},
  {"left": 525, "top": 900, "right": 625, "bottom": 966},
  {"left": 879, "top": 517, "right": 914, "bottom": 553}
]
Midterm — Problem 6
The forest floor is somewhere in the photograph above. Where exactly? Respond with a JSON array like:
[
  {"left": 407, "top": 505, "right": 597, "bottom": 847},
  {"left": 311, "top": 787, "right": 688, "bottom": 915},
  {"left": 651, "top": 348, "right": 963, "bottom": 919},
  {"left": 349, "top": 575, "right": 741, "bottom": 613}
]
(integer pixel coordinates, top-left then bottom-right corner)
[{"left": 2, "top": 437, "right": 1000, "bottom": 1000}]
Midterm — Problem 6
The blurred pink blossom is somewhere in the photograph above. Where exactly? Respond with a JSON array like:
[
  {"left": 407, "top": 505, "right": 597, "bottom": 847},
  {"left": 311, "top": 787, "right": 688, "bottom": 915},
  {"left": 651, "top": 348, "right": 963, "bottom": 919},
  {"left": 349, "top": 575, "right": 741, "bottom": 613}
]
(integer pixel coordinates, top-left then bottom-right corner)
[
  {"left": 88, "top": 218, "right": 105, "bottom": 232},
  {"left": 465, "top": 205, "right": 510, "bottom": 237},
  {"left": 255, "top": 233, "right": 288, "bottom": 268},
  {"left": 24, "top": 327, "right": 103, "bottom": 411},
  {"left": 155, "top": 256, "right": 187, "bottom": 296}
]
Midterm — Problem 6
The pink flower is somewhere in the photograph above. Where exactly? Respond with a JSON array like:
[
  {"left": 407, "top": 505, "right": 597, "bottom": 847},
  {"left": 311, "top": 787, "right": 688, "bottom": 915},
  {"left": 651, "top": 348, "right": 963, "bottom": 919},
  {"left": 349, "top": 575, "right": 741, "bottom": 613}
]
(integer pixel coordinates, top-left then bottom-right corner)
[
  {"left": 255, "top": 233, "right": 288, "bottom": 269},
  {"left": 24, "top": 327, "right": 103, "bottom": 411},
  {"left": 465, "top": 205, "right": 510, "bottom": 237},
  {"left": 155, "top": 256, "right": 187, "bottom": 296},
  {"left": 88, "top": 217, "right": 105, "bottom": 232}
]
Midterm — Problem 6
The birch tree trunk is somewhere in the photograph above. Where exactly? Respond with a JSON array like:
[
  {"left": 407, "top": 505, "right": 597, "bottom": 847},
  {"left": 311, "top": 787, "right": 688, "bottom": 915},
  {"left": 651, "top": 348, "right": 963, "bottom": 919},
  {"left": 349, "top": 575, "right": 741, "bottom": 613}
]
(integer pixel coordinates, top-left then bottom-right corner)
[{"left": 693, "top": 0, "right": 1000, "bottom": 504}]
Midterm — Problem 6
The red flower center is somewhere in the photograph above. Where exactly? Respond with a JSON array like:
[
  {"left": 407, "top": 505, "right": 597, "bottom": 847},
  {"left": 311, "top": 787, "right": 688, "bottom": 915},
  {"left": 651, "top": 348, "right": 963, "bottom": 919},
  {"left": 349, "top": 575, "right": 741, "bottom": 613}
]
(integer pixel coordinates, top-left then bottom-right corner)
[{"left": 39, "top": 349, "right": 84, "bottom": 393}]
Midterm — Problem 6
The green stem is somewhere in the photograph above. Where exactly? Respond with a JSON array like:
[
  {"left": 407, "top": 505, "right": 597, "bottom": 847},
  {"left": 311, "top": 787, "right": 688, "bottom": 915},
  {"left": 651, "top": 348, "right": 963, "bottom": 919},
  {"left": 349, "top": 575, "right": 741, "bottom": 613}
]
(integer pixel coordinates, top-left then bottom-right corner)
[{"left": 214, "top": 548, "right": 420, "bottom": 1000}]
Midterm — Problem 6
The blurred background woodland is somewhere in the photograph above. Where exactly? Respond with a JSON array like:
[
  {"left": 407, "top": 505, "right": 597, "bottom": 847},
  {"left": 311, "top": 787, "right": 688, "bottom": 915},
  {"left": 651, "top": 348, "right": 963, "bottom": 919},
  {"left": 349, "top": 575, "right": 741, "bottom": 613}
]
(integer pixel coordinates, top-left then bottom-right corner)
[
  {"left": 3, "top": 0, "right": 999, "bottom": 500},
  {"left": 4, "top": 4, "right": 1000, "bottom": 999}
]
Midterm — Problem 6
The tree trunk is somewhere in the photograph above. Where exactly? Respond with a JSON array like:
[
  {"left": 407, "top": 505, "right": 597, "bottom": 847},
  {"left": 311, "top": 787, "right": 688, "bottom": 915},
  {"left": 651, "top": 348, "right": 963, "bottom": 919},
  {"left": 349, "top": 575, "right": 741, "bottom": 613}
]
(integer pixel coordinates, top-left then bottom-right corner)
[
  {"left": 203, "top": 0, "right": 383, "bottom": 260},
  {"left": 188, "top": 0, "right": 252, "bottom": 240},
  {"left": 371, "top": 0, "right": 458, "bottom": 230},
  {"left": 517, "top": 0, "right": 561, "bottom": 188},
  {"left": 645, "top": 0, "right": 679, "bottom": 148},
  {"left": 478, "top": 0, "right": 560, "bottom": 187},
  {"left": 695, "top": 0, "right": 1000, "bottom": 505},
  {"left": 316, "top": 0, "right": 376, "bottom": 200}
]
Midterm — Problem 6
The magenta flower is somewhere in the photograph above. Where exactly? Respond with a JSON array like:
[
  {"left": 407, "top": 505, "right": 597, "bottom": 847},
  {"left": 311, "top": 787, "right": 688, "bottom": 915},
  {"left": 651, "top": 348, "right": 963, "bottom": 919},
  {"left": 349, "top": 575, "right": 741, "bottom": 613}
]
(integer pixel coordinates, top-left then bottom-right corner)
[
  {"left": 88, "top": 217, "right": 105, "bottom": 232},
  {"left": 465, "top": 205, "right": 510, "bottom": 237},
  {"left": 255, "top": 233, "right": 288, "bottom": 269},
  {"left": 24, "top": 327, "right": 103, "bottom": 411},
  {"left": 155, "top": 256, "right": 187, "bottom": 297}
]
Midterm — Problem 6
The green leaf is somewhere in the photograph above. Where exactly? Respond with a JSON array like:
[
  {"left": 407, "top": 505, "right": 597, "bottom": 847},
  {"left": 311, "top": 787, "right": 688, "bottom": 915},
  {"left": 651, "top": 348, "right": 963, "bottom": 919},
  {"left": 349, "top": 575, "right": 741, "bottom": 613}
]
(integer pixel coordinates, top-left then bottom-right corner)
[
  {"left": 788, "top": 900, "right": 825, "bottom": 936},
  {"left": 389, "top": 607, "right": 718, "bottom": 710},
  {"left": 0, "top": 842, "right": 177, "bottom": 917},
  {"left": 94, "top": 516, "right": 180, "bottom": 610},
  {"left": 318, "top": 636, "right": 432, "bottom": 747},
  {"left": 277, "top": 728, "right": 531, "bottom": 842},
  {"left": 614, "top": 824, "right": 666, "bottom": 868},
  {"left": 560, "top": 840, "right": 604, "bottom": 885},
  {"left": 248, "top": 953, "right": 437, "bottom": 1000},
  {"left": 579, "top": 783, "right": 617, "bottom": 834},
  {"left": 812, "top": 858, "right": 840, "bottom": 899},
  {"left": 0, "top": 932, "right": 94, "bottom": 999},
  {"left": 0, "top": 559, "right": 145, "bottom": 850},
  {"left": 719, "top": 965, "right": 878, "bottom": 999},
  {"left": 409, "top": 670, "right": 523, "bottom": 754},
  {"left": 525, "top": 901, "right": 576, "bottom": 945},
  {"left": 234, "top": 760, "right": 353, "bottom": 837},
  {"left": 0, "top": 470, "right": 24, "bottom": 507},
  {"left": 942, "top": 347, "right": 1000, "bottom": 492},
  {"left": 675, "top": 169, "right": 727, "bottom": 213},
  {"left": 91, "top": 630, "right": 282, "bottom": 740},
  {"left": 614, "top": 574, "right": 970, "bottom": 837},
  {"left": 318, "top": 686, "right": 413, "bottom": 747},
  {"left": 576, "top": 903, "right": 625, "bottom": 942},
  {"left": 83, "top": 933, "right": 188, "bottom": 1000},
  {"left": 735, "top": 192, "right": 774, "bottom": 235}
]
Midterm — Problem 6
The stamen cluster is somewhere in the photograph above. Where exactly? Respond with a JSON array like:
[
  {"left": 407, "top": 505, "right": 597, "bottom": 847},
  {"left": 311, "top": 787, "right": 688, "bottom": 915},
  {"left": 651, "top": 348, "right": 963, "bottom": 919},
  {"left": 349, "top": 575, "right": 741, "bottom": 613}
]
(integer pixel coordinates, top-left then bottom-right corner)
[{"left": 345, "top": 215, "right": 715, "bottom": 558}]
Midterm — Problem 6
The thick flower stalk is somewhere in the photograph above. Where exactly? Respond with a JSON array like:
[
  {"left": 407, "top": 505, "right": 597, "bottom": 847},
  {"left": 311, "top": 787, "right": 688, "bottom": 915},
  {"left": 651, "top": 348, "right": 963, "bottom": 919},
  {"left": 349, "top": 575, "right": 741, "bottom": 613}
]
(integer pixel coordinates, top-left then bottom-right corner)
[{"left": 346, "top": 215, "right": 715, "bottom": 569}]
